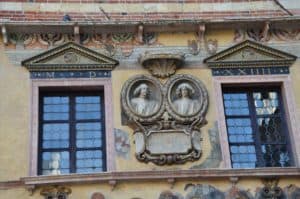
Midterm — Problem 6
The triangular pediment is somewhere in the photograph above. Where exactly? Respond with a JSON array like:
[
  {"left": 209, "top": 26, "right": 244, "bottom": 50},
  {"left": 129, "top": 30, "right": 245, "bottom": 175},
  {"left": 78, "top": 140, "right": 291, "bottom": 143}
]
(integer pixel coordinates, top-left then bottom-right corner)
[
  {"left": 22, "top": 42, "right": 119, "bottom": 71},
  {"left": 204, "top": 40, "right": 296, "bottom": 68}
]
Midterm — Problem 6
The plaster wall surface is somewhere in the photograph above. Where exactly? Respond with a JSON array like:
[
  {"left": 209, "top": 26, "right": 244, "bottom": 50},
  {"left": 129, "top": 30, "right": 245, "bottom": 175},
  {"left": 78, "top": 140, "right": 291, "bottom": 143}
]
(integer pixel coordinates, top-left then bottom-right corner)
[{"left": 0, "top": 32, "right": 300, "bottom": 198}]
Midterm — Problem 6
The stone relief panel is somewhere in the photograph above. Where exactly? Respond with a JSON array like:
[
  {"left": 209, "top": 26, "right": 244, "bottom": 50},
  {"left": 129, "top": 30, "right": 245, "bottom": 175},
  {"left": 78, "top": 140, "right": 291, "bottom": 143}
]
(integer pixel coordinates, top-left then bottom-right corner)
[
  {"left": 121, "top": 74, "right": 208, "bottom": 165},
  {"left": 114, "top": 128, "right": 131, "bottom": 159}
]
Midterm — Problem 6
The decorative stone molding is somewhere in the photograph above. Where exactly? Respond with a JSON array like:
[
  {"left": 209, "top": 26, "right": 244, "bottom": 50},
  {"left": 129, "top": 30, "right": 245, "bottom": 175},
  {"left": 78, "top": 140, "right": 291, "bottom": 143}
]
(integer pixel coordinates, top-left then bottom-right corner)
[
  {"left": 139, "top": 53, "right": 184, "bottom": 78},
  {"left": 204, "top": 40, "right": 297, "bottom": 68},
  {"left": 234, "top": 27, "right": 300, "bottom": 43},
  {"left": 40, "top": 186, "right": 72, "bottom": 199},
  {"left": 121, "top": 74, "right": 208, "bottom": 165},
  {"left": 21, "top": 42, "right": 119, "bottom": 72},
  {"left": 111, "top": 33, "right": 133, "bottom": 43}
]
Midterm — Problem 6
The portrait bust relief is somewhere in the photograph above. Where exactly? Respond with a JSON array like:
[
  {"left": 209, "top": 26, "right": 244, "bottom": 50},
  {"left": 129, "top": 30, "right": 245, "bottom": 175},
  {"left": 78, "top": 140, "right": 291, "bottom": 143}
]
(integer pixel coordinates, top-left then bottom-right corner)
[
  {"left": 173, "top": 83, "right": 200, "bottom": 116},
  {"left": 130, "top": 83, "right": 159, "bottom": 116},
  {"left": 121, "top": 75, "right": 164, "bottom": 122},
  {"left": 167, "top": 74, "right": 208, "bottom": 121}
]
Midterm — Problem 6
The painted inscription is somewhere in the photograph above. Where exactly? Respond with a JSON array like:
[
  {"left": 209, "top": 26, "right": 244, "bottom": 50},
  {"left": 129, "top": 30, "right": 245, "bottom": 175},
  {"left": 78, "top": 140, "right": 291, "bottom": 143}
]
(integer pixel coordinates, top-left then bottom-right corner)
[
  {"left": 212, "top": 67, "right": 289, "bottom": 76},
  {"left": 30, "top": 71, "right": 111, "bottom": 79}
]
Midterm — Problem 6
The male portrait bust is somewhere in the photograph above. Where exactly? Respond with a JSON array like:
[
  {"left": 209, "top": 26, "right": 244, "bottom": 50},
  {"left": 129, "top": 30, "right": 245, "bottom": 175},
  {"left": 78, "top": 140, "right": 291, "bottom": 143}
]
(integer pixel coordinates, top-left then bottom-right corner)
[
  {"left": 130, "top": 83, "right": 158, "bottom": 116},
  {"left": 173, "top": 82, "right": 200, "bottom": 115}
]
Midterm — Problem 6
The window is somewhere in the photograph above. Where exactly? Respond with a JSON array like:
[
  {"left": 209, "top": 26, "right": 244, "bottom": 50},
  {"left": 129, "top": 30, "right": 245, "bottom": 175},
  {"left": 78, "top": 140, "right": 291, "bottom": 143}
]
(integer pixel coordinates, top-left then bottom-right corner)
[
  {"left": 38, "top": 91, "right": 106, "bottom": 175},
  {"left": 222, "top": 86, "right": 293, "bottom": 168}
]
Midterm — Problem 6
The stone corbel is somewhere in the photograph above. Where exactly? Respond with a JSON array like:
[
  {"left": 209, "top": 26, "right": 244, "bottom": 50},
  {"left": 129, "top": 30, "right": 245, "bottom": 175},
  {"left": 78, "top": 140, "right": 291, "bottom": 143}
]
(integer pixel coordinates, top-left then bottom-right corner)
[
  {"left": 137, "top": 24, "right": 144, "bottom": 44},
  {"left": 167, "top": 178, "right": 176, "bottom": 189},
  {"left": 229, "top": 177, "right": 239, "bottom": 187},
  {"left": 197, "top": 24, "right": 206, "bottom": 43},
  {"left": 74, "top": 24, "right": 80, "bottom": 44},
  {"left": 108, "top": 180, "right": 117, "bottom": 191},
  {"left": 25, "top": 185, "right": 36, "bottom": 196},
  {"left": 1, "top": 26, "right": 8, "bottom": 45},
  {"left": 261, "top": 21, "right": 270, "bottom": 42}
]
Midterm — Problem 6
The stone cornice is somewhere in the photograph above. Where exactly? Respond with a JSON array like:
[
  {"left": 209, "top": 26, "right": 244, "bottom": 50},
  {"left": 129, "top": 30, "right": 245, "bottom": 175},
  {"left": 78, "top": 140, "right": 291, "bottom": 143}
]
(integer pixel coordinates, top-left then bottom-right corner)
[
  {"left": 2, "top": 17, "right": 300, "bottom": 34},
  {"left": 1, "top": 168, "right": 299, "bottom": 190}
]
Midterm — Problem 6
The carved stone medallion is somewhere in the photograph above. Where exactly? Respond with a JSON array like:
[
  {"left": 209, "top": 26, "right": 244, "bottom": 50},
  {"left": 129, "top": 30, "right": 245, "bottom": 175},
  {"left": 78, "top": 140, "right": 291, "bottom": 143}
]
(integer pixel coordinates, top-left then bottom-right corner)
[
  {"left": 121, "top": 74, "right": 208, "bottom": 165},
  {"left": 63, "top": 52, "right": 79, "bottom": 64},
  {"left": 121, "top": 75, "right": 164, "bottom": 123},
  {"left": 166, "top": 74, "right": 208, "bottom": 122}
]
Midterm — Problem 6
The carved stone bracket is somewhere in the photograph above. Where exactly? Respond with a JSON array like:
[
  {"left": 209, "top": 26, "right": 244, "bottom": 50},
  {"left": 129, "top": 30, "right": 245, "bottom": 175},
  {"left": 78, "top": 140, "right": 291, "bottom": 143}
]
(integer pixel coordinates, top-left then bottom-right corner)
[
  {"left": 139, "top": 53, "right": 184, "bottom": 78},
  {"left": 121, "top": 74, "right": 208, "bottom": 165},
  {"left": 256, "top": 178, "right": 284, "bottom": 199},
  {"left": 40, "top": 186, "right": 72, "bottom": 199}
]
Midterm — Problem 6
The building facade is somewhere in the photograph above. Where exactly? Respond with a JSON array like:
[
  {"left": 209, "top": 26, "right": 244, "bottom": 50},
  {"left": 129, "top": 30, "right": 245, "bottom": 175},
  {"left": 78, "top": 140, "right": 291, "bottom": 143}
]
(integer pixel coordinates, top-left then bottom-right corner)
[{"left": 0, "top": 0, "right": 300, "bottom": 199}]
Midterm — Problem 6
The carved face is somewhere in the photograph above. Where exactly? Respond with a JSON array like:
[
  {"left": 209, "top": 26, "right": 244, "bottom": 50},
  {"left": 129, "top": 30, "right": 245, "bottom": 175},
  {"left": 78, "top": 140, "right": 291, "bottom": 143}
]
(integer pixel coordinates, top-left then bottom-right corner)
[
  {"left": 181, "top": 87, "right": 189, "bottom": 97},
  {"left": 139, "top": 84, "right": 149, "bottom": 98}
]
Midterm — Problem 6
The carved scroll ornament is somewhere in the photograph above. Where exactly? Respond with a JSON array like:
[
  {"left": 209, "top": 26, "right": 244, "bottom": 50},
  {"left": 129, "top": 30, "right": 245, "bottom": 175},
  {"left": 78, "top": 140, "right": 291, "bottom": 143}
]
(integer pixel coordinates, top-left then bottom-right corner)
[{"left": 121, "top": 74, "right": 208, "bottom": 165}]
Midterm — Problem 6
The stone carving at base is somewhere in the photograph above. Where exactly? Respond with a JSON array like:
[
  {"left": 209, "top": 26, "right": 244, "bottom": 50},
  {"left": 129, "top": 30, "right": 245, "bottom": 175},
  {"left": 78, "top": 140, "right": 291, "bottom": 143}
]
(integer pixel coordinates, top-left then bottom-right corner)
[
  {"left": 121, "top": 74, "right": 208, "bottom": 165},
  {"left": 91, "top": 192, "right": 105, "bottom": 199},
  {"left": 159, "top": 191, "right": 184, "bottom": 199},
  {"left": 285, "top": 185, "right": 300, "bottom": 199},
  {"left": 185, "top": 184, "right": 225, "bottom": 199},
  {"left": 40, "top": 186, "right": 72, "bottom": 199},
  {"left": 255, "top": 179, "right": 286, "bottom": 199}
]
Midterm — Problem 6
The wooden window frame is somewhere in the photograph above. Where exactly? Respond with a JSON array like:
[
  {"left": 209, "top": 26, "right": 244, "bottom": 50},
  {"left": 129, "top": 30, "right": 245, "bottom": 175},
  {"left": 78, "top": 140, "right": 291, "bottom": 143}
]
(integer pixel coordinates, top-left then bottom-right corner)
[
  {"left": 29, "top": 78, "right": 115, "bottom": 176},
  {"left": 222, "top": 85, "right": 293, "bottom": 168},
  {"left": 213, "top": 75, "right": 300, "bottom": 168},
  {"left": 38, "top": 91, "right": 107, "bottom": 174}
]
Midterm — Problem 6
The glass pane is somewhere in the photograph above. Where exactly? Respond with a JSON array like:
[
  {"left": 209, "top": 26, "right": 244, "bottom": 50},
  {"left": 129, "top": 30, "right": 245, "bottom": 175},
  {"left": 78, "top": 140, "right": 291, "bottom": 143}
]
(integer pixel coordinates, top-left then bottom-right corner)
[
  {"left": 223, "top": 93, "right": 249, "bottom": 116},
  {"left": 230, "top": 145, "right": 256, "bottom": 168},
  {"left": 42, "top": 123, "right": 69, "bottom": 149},
  {"left": 257, "top": 117, "right": 285, "bottom": 143},
  {"left": 253, "top": 91, "right": 280, "bottom": 115},
  {"left": 76, "top": 150, "right": 103, "bottom": 173},
  {"left": 75, "top": 96, "right": 101, "bottom": 120},
  {"left": 42, "top": 151, "right": 69, "bottom": 175},
  {"left": 76, "top": 123, "right": 102, "bottom": 148},
  {"left": 261, "top": 144, "right": 291, "bottom": 167},
  {"left": 226, "top": 118, "right": 253, "bottom": 143},
  {"left": 43, "top": 97, "right": 69, "bottom": 121}
]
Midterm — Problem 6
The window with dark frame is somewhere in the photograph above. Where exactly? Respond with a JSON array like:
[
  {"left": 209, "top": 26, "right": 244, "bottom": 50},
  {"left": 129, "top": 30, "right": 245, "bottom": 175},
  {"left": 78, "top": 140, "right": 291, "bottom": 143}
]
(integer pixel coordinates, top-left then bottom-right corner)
[
  {"left": 222, "top": 86, "right": 293, "bottom": 168},
  {"left": 38, "top": 91, "right": 106, "bottom": 175}
]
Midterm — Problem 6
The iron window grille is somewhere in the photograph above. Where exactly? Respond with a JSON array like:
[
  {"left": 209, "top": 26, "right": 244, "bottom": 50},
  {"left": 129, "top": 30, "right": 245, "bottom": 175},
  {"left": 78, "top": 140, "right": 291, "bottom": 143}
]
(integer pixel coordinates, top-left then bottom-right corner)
[{"left": 222, "top": 86, "right": 293, "bottom": 168}]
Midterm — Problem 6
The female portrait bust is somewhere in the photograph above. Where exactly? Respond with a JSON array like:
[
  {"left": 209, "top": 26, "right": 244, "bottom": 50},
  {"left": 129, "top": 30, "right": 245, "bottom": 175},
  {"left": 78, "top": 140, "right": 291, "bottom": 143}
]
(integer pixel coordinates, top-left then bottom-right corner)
[
  {"left": 130, "top": 83, "right": 158, "bottom": 116},
  {"left": 173, "top": 83, "right": 200, "bottom": 116}
]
